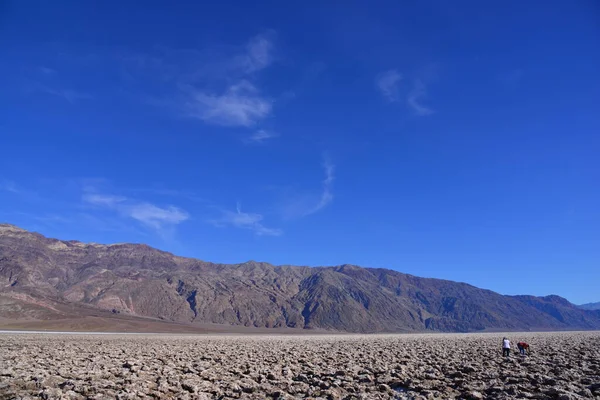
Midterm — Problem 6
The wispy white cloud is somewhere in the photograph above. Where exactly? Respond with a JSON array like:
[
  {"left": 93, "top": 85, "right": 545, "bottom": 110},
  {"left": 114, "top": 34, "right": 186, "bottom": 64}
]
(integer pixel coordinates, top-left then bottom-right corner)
[
  {"left": 211, "top": 203, "right": 282, "bottom": 236},
  {"left": 278, "top": 157, "right": 336, "bottom": 219},
  {"left": 179, "top": 33, "right": 276, "bottom": 127},
  {"left": 1, "top": 180, "right": 182, "bottom": 238},
  {"left": 24, "top": 33, "right": 280, "bottom": 131},
  {"left": 126, "top": 186, "right": 206, "bottom": 203},
  {"left": 407, "top": 80, "right": 433, "bottom": 116},
  {"left": 304, "top": 158, "right": 335, "bottom": 216},
  {"left": 186, "top": 80, "right": 272, "bottom": 127},
  {"left": 0, "top": 180, "right": 20, "bottom": 194},
  {"left": 246, "top": 129, "right": 279, "bottom": 144},
  {"left": 82, "top": 193, "right": 126, "bottom": 207},
  {"left": 38, "top": 86, "right": 93, "bottom": 103},
  {"left": 24, "top": 79, "right": 92, "bottom": 104},
  {"left": 236, "top": 32, "right": 275, "bottom": 74},
  {"left": 126, "top": 203, "right": 189, "bottom": 230},
  {"left": 0, "top": 180, "right": 44, "bottom": 203},
  {"left": 377, "top": 69, "right": 402, "bottom": 102},
  {"left": 38, "top": 66, "right": 56, "bottom": 75},
  {"left": 82, "top": 189, "right": 189, "bottom": 233}
]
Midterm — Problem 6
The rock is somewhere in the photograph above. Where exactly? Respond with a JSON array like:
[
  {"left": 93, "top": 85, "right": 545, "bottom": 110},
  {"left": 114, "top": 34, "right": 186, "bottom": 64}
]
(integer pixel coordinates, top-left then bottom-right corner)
[
  {"left": 465, "top": 391, "right": 484, "bottom": 399},
  {"left": 557, "top": 394, "right": 575, "bottom": 400},
  {"left": 40, "top": 388, "right": 63, "bottom": 400},
  {"left": 461, "top": 365, "right": 477, "bottom": 374},
  {"left": 181, "top": 380, "right": 197, "bottom": 393},
  {"left": 378, "top": 383, "right": 390, "bottom": 392}
]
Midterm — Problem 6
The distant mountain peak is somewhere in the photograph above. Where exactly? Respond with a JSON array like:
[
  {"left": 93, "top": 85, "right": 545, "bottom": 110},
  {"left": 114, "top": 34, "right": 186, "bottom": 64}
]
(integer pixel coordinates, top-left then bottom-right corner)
[
  {"left": 0, "top": 223, "right": 28, "bottom": 233},
  {"left": 578, "top": 302, "right": 600, "bottom": 311}
]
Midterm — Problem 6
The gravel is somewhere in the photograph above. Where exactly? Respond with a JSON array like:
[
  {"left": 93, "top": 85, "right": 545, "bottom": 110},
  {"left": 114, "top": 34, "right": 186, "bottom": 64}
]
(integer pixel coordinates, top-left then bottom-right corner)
[{"left": 1, "top": 331, "right": 599, "bottom": 399}]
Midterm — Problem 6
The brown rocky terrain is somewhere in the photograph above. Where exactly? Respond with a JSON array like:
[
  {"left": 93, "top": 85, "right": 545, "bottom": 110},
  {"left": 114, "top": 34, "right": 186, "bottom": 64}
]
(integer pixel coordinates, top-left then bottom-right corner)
[
  {"left": 1, "top": 331, "right": 599, "bottom": 399},
  {"left": 1, "top": 223, "right": 600, "bottom": 333}
]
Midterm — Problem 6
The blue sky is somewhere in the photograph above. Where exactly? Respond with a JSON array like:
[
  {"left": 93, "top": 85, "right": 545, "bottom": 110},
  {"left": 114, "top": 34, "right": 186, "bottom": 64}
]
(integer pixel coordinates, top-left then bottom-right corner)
[{"left": 1, "top": 1, "right": 599, "bottom": 304}]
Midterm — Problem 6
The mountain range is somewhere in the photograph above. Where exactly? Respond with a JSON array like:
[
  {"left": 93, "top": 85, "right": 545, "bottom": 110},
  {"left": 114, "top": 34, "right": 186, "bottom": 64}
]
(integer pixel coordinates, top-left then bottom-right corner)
[
  {"left": 1, "top": 223, "right": 599, "bottom": 333},
  {"left": 578, "top": 302, "right": 600, "bottom": 311}
]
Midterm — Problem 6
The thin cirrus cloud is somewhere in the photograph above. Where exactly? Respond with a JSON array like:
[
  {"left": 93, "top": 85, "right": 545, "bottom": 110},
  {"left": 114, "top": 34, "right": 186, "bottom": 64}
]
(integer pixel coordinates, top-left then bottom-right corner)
[
  {"left": 186, "top": 80, "right": 272, "bottom": 127},
  {"left": 20, "top": 67, "right": 91, "bottom": 104},
  {"left": 38, "top": 66, "right": 57, "bottom": 75},
  {"left": 0, "top": 180, "right": 20, "bottom": 194},
  {"left": 236, "top": 32, "right": 275, "bottom": 74},
  {"left": 246, "top": 129, "right": 279, "bottom": 144},
  {"left": 82, "top": 192, "right": 189, "bottom": 232},
  {"left": 376, "top": 70, "right": 434, "bottom": 116},
  {"left": 127, "top": 203, "right": 189, "bottom": 231},
  {"left": 407, "top": 79, "right": 434, "bottom": 116},
  {"left": 82, "top": 193, "right": 126, "bottom": 207},
  {"left": 22, "top": 34, "right": 278, "bottom": 129},
  {"left": 376, "top": 69, "right": 402, "bottom": 102},
  {"left": 183, "top": 33, "right": 276, "bottom": 128},
  {"left": 303, "top": 158, "right": 335, "bottom": 216},
  {"left": 211, "top": 203, "right": 282, "bottom": 236},
  {"left": 35, "top": 85, "right": 93, "bottom": 104},
  {"left": 279, "top": 158, "right": 336, "bottom": 219},
  {"left": 0, "top": 180, "right": 44, "bottom": 203}
]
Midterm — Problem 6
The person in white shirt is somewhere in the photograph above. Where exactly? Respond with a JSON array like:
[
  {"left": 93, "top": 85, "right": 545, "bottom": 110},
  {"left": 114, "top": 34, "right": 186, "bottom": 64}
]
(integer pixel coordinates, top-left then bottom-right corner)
[{"left": 502, "top": 337, "right": 511, "bottom": 357}]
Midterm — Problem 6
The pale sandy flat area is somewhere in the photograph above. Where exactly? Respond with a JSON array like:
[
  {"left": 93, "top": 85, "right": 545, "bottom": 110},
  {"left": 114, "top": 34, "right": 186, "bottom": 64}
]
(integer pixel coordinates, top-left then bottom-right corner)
[{"left": 1, "top": 331, "right": 599, "bottom": 399}]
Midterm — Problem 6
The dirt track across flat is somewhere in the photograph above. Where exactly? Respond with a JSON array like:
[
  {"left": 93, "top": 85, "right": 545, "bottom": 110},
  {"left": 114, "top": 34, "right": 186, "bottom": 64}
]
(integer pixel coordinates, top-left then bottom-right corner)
[{"left": 1, "top": 331, "right": 599, "bottom": 399}]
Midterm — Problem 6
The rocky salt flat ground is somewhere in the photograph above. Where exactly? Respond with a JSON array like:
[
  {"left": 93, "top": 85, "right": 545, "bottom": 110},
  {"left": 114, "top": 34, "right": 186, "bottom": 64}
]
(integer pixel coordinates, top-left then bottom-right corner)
[{"left": 1, "top": 331, "right": 599, "bottom": 399}]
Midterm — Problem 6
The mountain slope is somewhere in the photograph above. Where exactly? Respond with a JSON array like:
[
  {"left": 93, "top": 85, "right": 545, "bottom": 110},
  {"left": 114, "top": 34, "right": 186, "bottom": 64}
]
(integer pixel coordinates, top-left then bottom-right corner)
[
  {"left": 1, "top": 224, "right": 599, "bottom": 333},
  {"left": 579, "top": 302, "right": 600, "bottom": 311}
]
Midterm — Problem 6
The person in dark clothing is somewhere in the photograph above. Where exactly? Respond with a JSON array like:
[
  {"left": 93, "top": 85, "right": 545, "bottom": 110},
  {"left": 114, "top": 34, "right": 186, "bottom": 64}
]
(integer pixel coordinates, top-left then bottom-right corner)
[
  {"left": 517, "top": 342, "right": 530, "bottom": 355},
  {"left": 502, "top": 337, "right": 511, "bottom": 357}
]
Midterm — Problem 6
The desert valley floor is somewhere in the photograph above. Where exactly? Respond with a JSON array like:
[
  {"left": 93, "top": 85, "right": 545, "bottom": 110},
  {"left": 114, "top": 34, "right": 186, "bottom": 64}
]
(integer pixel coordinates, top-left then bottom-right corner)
[{"left": 1, "top": 331, "right": 599, "bottom": 399}]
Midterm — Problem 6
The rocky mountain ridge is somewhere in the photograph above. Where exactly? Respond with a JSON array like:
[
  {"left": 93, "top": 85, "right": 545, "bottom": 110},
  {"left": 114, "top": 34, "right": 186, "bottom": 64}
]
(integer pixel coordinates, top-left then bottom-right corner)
[
  {"left": 578, "top": 302, "right": 600, "bottom": 311},
  {"left": 1, "top": 223, "right": 599, "bottom": 333}
]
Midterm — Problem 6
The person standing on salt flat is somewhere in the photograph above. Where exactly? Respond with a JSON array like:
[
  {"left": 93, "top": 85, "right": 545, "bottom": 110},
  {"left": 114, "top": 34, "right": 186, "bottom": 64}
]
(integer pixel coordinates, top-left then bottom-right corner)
[{"left": 502, "top": 337, "right": 511, "bottom": 357}]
